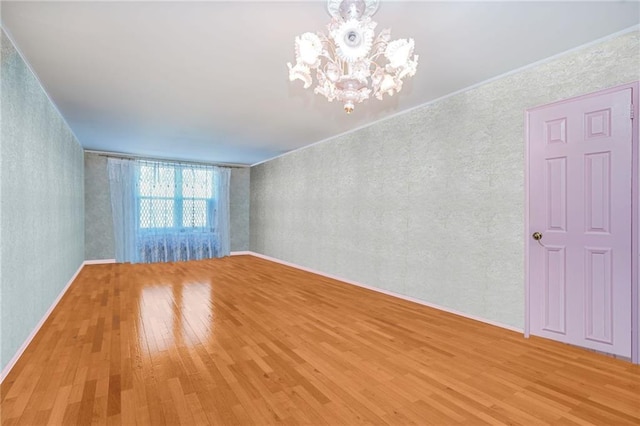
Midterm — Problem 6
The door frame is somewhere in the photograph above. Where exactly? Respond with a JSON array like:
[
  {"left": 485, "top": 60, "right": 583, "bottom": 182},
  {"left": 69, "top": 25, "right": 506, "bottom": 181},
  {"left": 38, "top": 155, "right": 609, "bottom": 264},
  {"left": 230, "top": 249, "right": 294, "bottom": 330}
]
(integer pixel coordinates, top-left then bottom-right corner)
[{"left": 524, "top": 81, "right": 640, "bottom": 364}]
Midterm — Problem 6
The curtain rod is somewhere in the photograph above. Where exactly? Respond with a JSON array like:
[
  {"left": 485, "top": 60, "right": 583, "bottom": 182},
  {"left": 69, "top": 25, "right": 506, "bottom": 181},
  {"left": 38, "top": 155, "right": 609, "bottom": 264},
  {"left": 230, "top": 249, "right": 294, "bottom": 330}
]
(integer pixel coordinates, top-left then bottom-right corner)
[{"left": 84, "top": 149, "right": 250, "bottom": 168}]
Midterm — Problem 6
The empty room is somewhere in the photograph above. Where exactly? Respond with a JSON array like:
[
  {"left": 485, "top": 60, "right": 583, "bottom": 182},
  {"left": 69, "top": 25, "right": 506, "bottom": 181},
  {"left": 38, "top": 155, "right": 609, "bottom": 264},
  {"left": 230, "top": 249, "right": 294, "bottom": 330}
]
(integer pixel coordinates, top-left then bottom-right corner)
[{"left": 1, "top": 0, "right": 640, "bottom": 424}]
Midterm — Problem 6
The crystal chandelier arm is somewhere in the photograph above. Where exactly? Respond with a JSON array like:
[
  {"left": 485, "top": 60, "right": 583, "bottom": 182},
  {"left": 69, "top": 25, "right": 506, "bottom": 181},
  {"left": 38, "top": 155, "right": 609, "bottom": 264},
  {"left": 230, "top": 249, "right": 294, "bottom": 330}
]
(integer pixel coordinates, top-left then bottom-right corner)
[
  {"left": 368, "top": 50, "right": 386, "bottom": 62},
  {"left": 316, "top": 32, "right": 345, "bottom": 72},
  {"left": 319, "top": 58, "right": 336, "bottom": 78},
  {"left": 318, "top": 32, "right": 336, "bottom": 56},
  {"left": 372, "top": 29, "right": 391, "bottom": 50},
  {"left": 369, "top": 65, "right": 386, "bottom": 100},
  {"left": 320, "top": 54, "right": 344, "bottom": 81},
  {"left": 366, "top": 37, "right": 389, "bottom": 64},
  {"left": 368, "top": 58, "right": 383, "bottom": 74},
  {"left": 319, "top": 50, "right": 340, "bottom": 66},
  {"left": 320, "top": 34, "right": 346, "bottom": 78}
]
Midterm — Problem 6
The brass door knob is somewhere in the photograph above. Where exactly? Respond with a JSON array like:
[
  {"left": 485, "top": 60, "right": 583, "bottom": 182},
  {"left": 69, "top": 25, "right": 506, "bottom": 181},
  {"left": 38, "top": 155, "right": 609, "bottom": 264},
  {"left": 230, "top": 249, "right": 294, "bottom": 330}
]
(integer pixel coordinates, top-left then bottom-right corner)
[{"left": 532, "top": 232, "right": 543, "bottom": 241}]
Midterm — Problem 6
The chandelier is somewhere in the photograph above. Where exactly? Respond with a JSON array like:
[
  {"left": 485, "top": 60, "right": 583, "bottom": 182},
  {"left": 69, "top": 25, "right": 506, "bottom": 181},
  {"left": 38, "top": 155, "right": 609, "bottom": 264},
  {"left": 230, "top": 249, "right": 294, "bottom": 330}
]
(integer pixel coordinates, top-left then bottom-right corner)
[{"left": 287, "top": 0, "right": 418, "bottom": 114}]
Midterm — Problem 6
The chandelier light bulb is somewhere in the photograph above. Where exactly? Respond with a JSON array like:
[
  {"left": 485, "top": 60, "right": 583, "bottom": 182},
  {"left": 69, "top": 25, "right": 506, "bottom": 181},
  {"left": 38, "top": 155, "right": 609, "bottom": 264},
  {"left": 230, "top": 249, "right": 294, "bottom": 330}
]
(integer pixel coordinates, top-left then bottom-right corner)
[
  {"left": 287, "top": 0, "right": 418, "bottom": 113},
  {"left": 344, "top": 101, "right": 355, "bottom": 114}
]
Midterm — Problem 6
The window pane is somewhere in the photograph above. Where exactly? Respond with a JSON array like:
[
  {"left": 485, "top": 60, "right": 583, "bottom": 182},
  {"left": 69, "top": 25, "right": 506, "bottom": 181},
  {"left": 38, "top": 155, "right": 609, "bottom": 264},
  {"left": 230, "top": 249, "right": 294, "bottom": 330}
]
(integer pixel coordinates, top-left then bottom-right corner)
[
  {"left": 139, "top": 165, "right": 175, "bottom": 197},
  {"left": 183, "top": 199, "right": 208, "bottom": 228},
  {"left": 139, "top": 199, "right": 175, "bottom": 228},
  {"left": 182, "top": 169, "right": 212, "bottom": 199}
]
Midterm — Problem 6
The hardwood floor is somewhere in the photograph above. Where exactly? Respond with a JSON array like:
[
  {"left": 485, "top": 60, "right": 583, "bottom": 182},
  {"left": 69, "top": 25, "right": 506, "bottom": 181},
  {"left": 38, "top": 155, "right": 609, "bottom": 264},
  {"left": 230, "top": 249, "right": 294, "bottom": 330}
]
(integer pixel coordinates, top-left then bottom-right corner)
[{"left": 1, "top": 255, "right": 639, "bottom": 425}]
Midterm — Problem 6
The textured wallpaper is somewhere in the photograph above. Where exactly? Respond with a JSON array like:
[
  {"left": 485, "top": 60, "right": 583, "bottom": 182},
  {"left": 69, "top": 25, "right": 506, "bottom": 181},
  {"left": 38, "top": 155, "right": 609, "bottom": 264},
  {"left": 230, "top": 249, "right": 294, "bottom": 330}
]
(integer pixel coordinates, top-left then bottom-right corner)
[
  {"left": 84, "top": 153, "right": 251, "bottom": 259},
  {"left": 84, "top": 153, "right": 115, "bottom": 260},
  {"left": 251, "top": 30, "right": 640, "bottom": 330},
  {"left": 230, "top": 167, "right": 250, "bottom": 251},
  {"left": 1, "top": 31, "right": 85, "bottom": 371}
]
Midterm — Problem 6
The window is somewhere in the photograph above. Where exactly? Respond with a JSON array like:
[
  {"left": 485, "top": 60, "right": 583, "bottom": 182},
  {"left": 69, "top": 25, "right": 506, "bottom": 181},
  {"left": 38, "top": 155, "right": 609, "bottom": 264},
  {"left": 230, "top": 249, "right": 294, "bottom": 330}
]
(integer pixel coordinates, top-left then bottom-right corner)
[
  {"left": 137, "top": 163, "right": 214, "bottom": 231},
  {"left": 108, "top": 156, "right": 231, "bottom": 263}
]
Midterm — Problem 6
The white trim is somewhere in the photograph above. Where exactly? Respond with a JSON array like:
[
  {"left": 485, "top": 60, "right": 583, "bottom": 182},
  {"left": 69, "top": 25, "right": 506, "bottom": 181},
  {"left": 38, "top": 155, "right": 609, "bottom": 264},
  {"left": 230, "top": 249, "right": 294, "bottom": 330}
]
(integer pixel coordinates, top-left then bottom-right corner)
[
  {"left": 245, "top": 251, "right": 523, "bottom": 333},
  {"left": 524, "top": 108, "right": 531, "bottom": 339},
  {"left": 83, "top": 258, "right": 116, "bottom": 265},
  {"left": 251, "top": 24, "right": 640, "bottom": 168},
  {"left": 0, "top": 261, "right": 84, "bottom": 383},
  {"left": 230, "top": 251, "right": 252, "bottom": 256}
]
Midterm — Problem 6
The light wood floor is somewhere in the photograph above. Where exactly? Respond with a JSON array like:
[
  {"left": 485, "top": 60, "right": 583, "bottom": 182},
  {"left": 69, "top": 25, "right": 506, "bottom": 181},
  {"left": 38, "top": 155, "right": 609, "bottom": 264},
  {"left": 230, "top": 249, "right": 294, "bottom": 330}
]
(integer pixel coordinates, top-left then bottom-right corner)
[{"left": 1, "top": 255, "right": 639, "bottom": 425}]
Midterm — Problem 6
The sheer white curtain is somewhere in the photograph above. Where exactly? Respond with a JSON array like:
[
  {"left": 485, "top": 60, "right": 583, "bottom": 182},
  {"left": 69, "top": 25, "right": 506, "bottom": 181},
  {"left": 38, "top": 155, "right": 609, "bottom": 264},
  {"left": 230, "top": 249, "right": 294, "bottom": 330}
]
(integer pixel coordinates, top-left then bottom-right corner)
[
  {"left": 107, "top": 158, "right": 231, "bottom": 263},
  {"left": 108, "top": 158, "right": 137, "bottom": 262}
]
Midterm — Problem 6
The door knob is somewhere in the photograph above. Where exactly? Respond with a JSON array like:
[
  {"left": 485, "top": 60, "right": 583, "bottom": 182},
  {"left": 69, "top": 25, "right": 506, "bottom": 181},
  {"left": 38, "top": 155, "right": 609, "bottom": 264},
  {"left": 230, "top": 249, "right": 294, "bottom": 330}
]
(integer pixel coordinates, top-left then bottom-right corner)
[{"left": 532, "top": 232, "right": 543, "bottom": 241}]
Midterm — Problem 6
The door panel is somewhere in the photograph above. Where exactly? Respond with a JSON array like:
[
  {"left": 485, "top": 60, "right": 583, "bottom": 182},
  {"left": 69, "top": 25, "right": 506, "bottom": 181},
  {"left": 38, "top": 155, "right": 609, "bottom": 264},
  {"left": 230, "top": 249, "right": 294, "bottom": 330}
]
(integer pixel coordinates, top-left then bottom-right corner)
[
  {"left": 545, "top": 157, "right": 567, "bottom": 232},
  {"left": 543, "top": 246, "right": 566, "bottom": 334},
  {"left": 584, "top": 247, "right": 612, "bottom": 344},
  {"left": 528, "top": 87, "right": 633, "bottom": 357},
  {"left": 585, "top": 152, "right": 610, "bottom": 233}
]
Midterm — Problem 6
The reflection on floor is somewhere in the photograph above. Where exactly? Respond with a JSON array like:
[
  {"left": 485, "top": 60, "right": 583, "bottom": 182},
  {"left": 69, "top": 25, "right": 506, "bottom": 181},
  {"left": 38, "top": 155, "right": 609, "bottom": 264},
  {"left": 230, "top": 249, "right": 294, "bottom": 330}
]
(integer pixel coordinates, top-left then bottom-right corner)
[{"left": 2, "top": 255, "right": 639, "bottom": 425}]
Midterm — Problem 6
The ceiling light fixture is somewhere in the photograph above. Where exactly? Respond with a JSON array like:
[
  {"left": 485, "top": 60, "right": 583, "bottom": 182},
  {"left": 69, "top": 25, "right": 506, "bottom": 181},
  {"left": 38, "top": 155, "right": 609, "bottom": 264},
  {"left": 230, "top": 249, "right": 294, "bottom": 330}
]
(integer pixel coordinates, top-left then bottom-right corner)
[{"left": 287, "top": 0, "right": 418, "bottom": 114}]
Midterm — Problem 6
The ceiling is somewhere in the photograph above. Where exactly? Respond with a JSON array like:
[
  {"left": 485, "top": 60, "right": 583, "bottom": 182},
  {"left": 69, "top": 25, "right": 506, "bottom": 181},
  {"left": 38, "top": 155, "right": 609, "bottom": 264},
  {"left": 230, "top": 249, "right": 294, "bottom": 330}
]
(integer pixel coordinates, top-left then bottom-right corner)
[{"left": 2, "top": 1, "right": 638, "bottom": 165}]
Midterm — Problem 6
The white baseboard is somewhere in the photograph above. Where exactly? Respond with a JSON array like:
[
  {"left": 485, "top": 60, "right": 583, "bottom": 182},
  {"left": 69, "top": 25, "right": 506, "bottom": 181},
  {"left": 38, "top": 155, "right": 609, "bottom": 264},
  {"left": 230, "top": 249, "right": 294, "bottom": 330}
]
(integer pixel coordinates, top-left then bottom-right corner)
[
  {"left": 0, "top": 261, "right": 85, "bottom": 383},
  {"left": 83, "top": 258, "right": 116, "bottom": 265},
  {"left": 230, "top": 251, "right": 252, "bottom": 256},
  {"left": 246, "top": 251, "right": 523, "bottom": 334}
]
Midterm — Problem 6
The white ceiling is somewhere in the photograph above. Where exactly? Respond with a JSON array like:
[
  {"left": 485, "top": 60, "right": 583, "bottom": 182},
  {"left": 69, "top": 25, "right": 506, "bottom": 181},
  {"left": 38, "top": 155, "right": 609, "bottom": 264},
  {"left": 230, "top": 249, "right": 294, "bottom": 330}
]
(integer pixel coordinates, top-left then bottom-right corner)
[{"left": 2, "top": 1, "right": 638, "bottom": 165}]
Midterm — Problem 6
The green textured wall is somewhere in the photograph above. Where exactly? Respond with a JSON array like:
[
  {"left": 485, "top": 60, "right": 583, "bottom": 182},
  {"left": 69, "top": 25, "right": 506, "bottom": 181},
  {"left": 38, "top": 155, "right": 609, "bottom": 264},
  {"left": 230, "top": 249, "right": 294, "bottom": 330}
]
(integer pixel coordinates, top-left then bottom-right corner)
[
  {"left": 230, "top": 167, "right": 250, "bottom": 252},
  {"left": 1, "top": 30, "right": 84, "bottom": 372},
  {"left": 84, "top": 152, "right": 115, "bottom": 260}
]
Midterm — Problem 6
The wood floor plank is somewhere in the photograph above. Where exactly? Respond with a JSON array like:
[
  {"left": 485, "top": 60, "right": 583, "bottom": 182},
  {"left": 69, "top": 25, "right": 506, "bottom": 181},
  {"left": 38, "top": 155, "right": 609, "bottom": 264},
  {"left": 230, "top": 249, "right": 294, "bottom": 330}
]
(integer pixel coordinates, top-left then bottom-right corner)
[{"left": 2, "top": 255, "right": 640, "bottom": 425}]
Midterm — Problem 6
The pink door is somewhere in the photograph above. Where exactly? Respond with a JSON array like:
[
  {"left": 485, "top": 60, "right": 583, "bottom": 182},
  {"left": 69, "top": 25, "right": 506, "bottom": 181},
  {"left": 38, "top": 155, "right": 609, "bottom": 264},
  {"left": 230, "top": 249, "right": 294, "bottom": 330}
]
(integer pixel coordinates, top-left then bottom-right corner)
[{"left": 528, "top": 86, "right": 634, "bottom": 357}]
